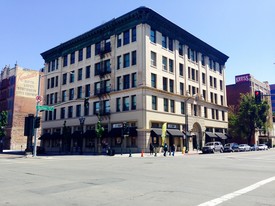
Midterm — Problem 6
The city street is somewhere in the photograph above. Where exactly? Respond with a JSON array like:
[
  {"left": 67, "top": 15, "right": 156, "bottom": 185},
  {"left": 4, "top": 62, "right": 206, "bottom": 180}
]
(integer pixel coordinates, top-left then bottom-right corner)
[{"left": 0, "top": 149, "right": 275, "bottom": 206}]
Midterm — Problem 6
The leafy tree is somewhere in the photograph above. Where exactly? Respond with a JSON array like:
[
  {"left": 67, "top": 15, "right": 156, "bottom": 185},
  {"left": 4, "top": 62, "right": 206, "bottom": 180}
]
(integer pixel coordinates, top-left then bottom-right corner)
[{"left": 228, "top": 94, "right": 269, "bottom": 144}]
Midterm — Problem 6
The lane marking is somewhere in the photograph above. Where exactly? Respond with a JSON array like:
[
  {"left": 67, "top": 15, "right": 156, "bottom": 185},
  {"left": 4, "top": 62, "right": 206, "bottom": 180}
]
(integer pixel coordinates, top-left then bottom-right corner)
[{"left": 197, "top": 176, "right": 275, "bottom": 206}]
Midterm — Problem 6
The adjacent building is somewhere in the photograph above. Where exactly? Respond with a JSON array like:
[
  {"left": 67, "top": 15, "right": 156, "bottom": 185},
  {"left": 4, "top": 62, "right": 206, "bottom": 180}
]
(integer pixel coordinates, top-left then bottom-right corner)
[
  {"left": 40, "top": 7, "right": 229, "bottom": 154},
  {"left": 0, "top": 64, "right": 41, "bottom": 150},
  {"left": 226, "top": 73, "right": 274, "bottom": 146}
]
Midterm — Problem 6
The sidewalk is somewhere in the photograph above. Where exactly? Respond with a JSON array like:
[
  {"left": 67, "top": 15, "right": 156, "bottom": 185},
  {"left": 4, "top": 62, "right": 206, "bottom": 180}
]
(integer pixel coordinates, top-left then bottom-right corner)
[{"left": 116, "top": 150, "right": 202, "bottom": 158}]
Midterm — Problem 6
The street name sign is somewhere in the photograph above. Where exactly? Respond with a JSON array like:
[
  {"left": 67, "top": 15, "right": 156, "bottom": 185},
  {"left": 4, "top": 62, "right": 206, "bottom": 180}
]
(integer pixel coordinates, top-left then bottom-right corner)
[{"left": 36, "top": 105, "right": 54, "bottom": 111}]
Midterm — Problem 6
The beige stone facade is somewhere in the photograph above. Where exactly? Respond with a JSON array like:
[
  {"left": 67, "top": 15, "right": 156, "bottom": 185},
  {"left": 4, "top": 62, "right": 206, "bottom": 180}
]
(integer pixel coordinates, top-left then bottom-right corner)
[{"left": 40, "top": 7, "right": 229, "bottom": 154}]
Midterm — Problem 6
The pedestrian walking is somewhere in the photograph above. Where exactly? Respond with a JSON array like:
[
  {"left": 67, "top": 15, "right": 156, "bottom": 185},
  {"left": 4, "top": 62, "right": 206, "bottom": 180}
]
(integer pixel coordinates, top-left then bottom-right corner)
[
  {"left": 171, "top": 144, "right": 175, "bottom": 156},
  {"left": 150, "top": 143, "right": 154, "bottom": 155},
  {"left": 163, "top": 143, "right": 168, "bottom": 156}
]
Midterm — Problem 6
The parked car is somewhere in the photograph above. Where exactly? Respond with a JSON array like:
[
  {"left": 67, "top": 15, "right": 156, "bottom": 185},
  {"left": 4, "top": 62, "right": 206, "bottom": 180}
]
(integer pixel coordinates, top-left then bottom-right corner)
[
  {"left": 202, "top": 142, "right": 224, "bottom": 153},
  {"left": 250, "top": 144, "right": 259, "bottom": 151},
  {"left": 223, "top": 143, "right": 239, "bottom": 152},
  {"left": 238, "top": 144, "right": 251, "bottom": 152},
  {"left": 258, "top": 144, "right": 268, "bottom": 150}
]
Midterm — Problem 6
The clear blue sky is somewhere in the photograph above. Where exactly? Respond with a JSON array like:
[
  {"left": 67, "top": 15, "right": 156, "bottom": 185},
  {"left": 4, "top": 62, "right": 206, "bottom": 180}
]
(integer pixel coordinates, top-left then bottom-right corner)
[{"left": 1, "top": 0, "right": 274, "bottom": 85}]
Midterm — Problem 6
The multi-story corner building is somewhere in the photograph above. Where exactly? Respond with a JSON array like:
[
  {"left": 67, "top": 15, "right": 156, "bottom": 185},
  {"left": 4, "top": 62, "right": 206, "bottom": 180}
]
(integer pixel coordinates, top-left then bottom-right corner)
[
  {"left": 40, "top": 7, "right": 229, "bottom": 154},
  {"left": 226, "top": 73, "right": 274, "bottom": 146},
  {"left": 0, "top": 64, "right": 41, "bottom": 150}
]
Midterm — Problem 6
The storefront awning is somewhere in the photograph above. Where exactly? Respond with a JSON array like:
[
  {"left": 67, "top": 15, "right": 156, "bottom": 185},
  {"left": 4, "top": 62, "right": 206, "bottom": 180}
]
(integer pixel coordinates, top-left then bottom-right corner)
[
  {"left": 83, "top": 130, "right": 96, "bottom": 138},
  {"left": 205, "top": 132, "right": 217, "bottom": 138},
  {"left": 151, "top": 128, "right": 163, "bottom": 137},
  {"left": 167, "top": 129, "right": 184, "bottom": 137},
  {"left": 109, "top": 128, "right": 122, "bottom": 137},
  {"left": 39, "top": 133, "right": 51, "bottom": 140},
  {"left": 215, "top": 132, "right": 228, "bottom": 140}
]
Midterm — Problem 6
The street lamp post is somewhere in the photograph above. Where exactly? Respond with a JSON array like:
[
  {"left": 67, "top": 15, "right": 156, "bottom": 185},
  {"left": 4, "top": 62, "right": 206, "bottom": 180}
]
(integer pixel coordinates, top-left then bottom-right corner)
[{"left": 79, "top": 116, "right": 85, "bottom": 155}]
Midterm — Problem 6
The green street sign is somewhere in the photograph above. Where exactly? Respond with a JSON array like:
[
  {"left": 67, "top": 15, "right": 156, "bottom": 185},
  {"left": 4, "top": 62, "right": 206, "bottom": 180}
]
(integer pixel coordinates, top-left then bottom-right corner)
[{"left": 36, "top": 105, "right": 54, "bottom": 111}]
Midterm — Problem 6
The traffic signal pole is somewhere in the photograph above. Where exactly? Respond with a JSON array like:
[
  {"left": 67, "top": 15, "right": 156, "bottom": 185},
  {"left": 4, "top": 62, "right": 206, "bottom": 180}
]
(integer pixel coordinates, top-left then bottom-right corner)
[{"left": 33, "top": 74, "right": 41, "bottom": 157}]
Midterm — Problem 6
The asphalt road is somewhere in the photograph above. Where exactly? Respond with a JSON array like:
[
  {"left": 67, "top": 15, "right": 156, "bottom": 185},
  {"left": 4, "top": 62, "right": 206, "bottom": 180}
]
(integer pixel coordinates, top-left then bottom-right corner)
[{"left": 0, "top": 149, "right": 275, "bottom": 206}]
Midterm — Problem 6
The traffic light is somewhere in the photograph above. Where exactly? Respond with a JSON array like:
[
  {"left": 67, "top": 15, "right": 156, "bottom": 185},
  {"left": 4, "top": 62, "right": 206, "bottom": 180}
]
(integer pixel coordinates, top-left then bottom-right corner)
[
  {"left": 34, "top": 117, "right": 41, "bottom": 128},
  {"left": 84, "top": 98, "right": 89, "bottom": 108},
  {"left": 24, "top": 115, "right": 34, "bottom": 136},
  {"left": 255, "top": 90, "right": 262, "bottom": 104},
  {"left": 122, "top": 122, "right": 129, "bottom": 136}
]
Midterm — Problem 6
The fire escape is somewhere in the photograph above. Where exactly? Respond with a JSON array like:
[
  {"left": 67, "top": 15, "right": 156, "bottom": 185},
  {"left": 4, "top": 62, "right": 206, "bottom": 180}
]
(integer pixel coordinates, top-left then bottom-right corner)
[{"left": 95, "top": 38, "right": 112, "bottom": 119}]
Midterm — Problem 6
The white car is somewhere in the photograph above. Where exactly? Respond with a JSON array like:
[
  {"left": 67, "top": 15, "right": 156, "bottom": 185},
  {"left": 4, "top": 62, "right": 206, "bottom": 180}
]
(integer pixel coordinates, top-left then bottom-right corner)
[
  {"left": 238, "top": 144, "right": 251, "bottom": 152},
  {"left": 258, "top": 144, "right": 268, "bottom": 150}
]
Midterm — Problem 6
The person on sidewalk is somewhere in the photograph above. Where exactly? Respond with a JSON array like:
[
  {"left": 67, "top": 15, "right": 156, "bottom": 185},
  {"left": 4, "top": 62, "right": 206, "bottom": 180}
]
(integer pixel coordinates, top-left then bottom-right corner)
[
  {"left": 171, "top": 144, "right": 175, "bottom": 156},
  {"left": 150, "top": 143, "right": 154, "bottom": 155},
  {"left": 163, "top": 143, "right": 168, "bottom": 156}
]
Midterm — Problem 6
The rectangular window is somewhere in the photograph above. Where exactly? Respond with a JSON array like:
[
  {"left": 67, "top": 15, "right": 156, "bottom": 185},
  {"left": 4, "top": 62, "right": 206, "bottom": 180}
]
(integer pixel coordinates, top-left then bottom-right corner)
[
  {"left": 117, "top": 33, "right": 122, "bottom": 48},
  {"left": 203, "top": 90, "right": 206, "bottom": 100},
  {"left": 204, "top": 107, "right": 208, "bottom": 118},
  {"left": 77, "top": 86, "right": 82, "bottom": 99},
  {"left": 201, "top": 54, "right": 205, "bottom": 66},
  {"left": 94, "top": 102, "right": 100, "bottom": 115},
  {"left": 62, "top": 90, "right": 66, "bottom": 102},
  {"left": 55, "top": 76, "right": 58, "bottom": 87},
  {"left": 151, "top": 51, "right": 156, "bottom": 67},
  {"left": 169, "top": 59, "right": 174, "bottom": 73},
  {"left": 212, "top": 109, "right": 215, "bottom": 119},
  {"left": 210, "top": 76, "right": 213, "bottom": 87},
  {"left": 47, "top": 79, "right": 50, "bottom": 89},
  {"left": 123, "top": 53, "right": 130, "bottom": 68},
  {"left": 151, "top": 73, "right": 156, "bottom": 88},
  {"left": 70, "top": 71, "right": 75, "bottom": 83},
  {"left": 181, "top": 102, "right": 185, "bottom": 114},
  {"left": 163, "top": 77, "right": 167, "bottom": 91},
  {"left": 220, "top": 80, "right": 223, "bottom": 90},
  {"left": 86, "top": 66, "right": 90, "bottom": 79},
  {"left": 95, "top": 42, "right": 101, "bottom": 56},
  {"left": 62, "top": 73, "right": 67, "bottom": 85},
  {"left": 150, "top": 29, "right": 156, "bottom": 43},
  {"left": 84, "top": 101, "right": 89, "bottom": 116},
  {"left": 216, "top": 110, "right": 219, "bottom": 120},
  {"left": 162, "top": 56, "right": 167, "bottom": 71},
  {"left": 180, "top": 82, "right": 184, "bottom": 95},
  {"left": 63, "top": 55, "right": 68, "bottom": 67},
  {"left": 123, "top": 74, "right": 130, "bottom": 89},
  {"left": 123, "top": 30, "right": 130, "bottom": 45},
  {"left": 179, "top": 63, "right": 183, "bottom": 76},
  {"left": 164, "top": 98, "right": 168, "bottom": 112},
  {"left": 68, "top": 106, "right": 73, "bottom": 118},
  {"left": 221, "top": 95, "right": 224, "bottom": 105},
  {"left": 168, "top": 38, "right": 173, "bottom": 51},
  {"left": 214, "top": 78, "right": 217, "bottom": 88},
  {"left": 202, "top": 73, "right": 206, "bottom": 84},
  {"left": 76, "top": 104, "right": 81, "bottom": 117},
  {"left": 85, "top": 84, "right": 90, "bottom": 97},
  {"left": 188, "top": 48, "right": 196, "bottom": 62},
  {"left": 70, "top": 52, "right": 75, "bottom": 64},
  {"left": 78, "top": 49, "right": 83, "bottom": 61},
  {"left": 191, "top": 68, "right": 195, "bottom": 81},
  {"left": 123, "top": 96, "right": 130, "bottom": 111},
  {"left": 131, "top": 95, "right": 136, "bottom": 110},
  {"left": 131, "top": 73, "right": 137, "bottom": 88},
  {"left": 169, "top": 79, "right": 174, "bottom": 93},
  {"left": 60, "top": 107, "right": 65, "bottom": 119},
  {"left": 170, "top": 100, "right": 175, "bottom": 113},
  {"left": 117, "top": 55, "right": 121, "bottom": 70},
  {"left": 116, "top": 98, "right": 121, "bottom": 112},
  {"left": 50, "top": 93, "right": 54, "bottom": 104},
  {"left": 86, "top": 46, "right": 91, "bottom": 59},
  {"left": 50, "top": 77, "right": 54, "bottom": 88},
  {"left": 131, "top": 50, "right": 136, "bottom": 65},
  {"left": 162, "top": 35, "right": 167, "bottom": 48},
  {"left": 117, "top": 76, "right": 122, "bottom": 91},
  {"left": 222, "top": 111, "right": 225, "bottom": 121},
  {"left": 69, "top": 88, "right": 74, "bottom": 100},
  {"left": 78, "top": 68, "right": 82, "bottom": 81},
  {"left": 103, "top": 100, "right": 110, "bottom": 114},
  {"left": 152, "top": 96, "right": 157, "bottom": 110},
  {"left": 94, "top": 63, "right": 100, "bottom": 76},
  {"left": 179, "top": 43, "right": 183, "bottom": 56},
  {"left": 94, "top": 82, "right": 100, "bottom": 95},
  {"left": 132, "top": 27, "right": 136, "bottom": 42}
]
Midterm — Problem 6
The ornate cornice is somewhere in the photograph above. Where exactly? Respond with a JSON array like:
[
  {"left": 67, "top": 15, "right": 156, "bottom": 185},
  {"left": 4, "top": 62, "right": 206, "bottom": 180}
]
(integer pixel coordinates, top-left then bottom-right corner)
[{"left": 41, "top": 7, "right": 229, "bottom": 64}]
